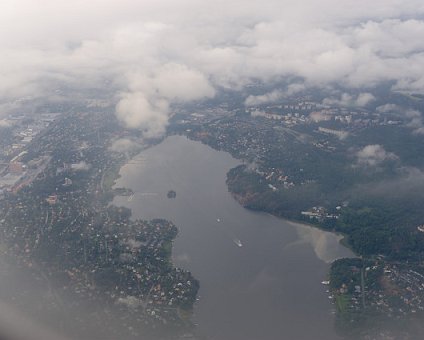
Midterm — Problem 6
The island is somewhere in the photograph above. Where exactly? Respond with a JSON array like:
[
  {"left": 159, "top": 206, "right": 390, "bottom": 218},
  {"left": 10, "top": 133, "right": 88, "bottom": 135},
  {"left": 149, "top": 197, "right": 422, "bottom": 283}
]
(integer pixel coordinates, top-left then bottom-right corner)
[
  {"left": 113, "top": 187, "right": 134, "bottom": 196},
  {"left": 167, "top": 190, "right": 177, "bottom": 199}
]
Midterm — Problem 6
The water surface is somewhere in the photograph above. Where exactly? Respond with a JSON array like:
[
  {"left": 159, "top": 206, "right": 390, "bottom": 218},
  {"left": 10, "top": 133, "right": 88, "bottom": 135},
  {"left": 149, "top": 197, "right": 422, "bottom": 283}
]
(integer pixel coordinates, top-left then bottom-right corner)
[{"left": 113, "top": 135, "right": 354, "bottom": 340}]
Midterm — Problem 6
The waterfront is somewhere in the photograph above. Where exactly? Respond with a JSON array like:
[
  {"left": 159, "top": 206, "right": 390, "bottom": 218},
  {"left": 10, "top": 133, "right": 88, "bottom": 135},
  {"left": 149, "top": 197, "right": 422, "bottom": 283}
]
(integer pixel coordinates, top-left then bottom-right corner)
[{"left": 113, "top": 135, "right": 354, "bottom": 340}]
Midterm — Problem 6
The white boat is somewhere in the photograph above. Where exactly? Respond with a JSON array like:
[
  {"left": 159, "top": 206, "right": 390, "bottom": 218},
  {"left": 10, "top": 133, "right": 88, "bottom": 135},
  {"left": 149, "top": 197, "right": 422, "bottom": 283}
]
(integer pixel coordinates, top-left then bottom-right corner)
[
  {"left": 216, "top": 218, "right": 221, "bottom": 222},
  {"left": 233, "top": 238, "right": 243, "bottom": 247}
]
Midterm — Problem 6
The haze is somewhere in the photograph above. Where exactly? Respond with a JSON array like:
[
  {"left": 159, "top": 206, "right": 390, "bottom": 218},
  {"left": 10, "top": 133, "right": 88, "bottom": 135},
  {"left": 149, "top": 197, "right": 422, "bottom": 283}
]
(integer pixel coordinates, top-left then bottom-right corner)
[{"left": 1, "top": 0, "right": 424, "bottom": 136}]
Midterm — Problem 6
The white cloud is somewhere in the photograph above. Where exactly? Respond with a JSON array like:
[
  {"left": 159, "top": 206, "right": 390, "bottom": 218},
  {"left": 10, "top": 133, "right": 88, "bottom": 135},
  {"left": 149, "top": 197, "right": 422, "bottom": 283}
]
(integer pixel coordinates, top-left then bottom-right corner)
[
  {"left": 376, "top": 103, "right": 402, "bottom": 113},
  {"left": 244, "top": 83, "right": 307, "bottom": 106},
  {"left": 114, "top": 62, "right": 215, "bottom": 133},
  {"left": 115, "top": 92, "right": 169, "bottom": 138},
  {"left": 355, "top": 93, "right": 376, "bottom": 106},
  {"left": 150, "top": 63, "right": 215, "bottom": 102},
  {"left": 356, "top": 144, "right": 398, "bottom": 166},
  {"left": 375, "top": 105, "right": 424, "bottom": 134},
  {"left": 323, "top": 92, "right": 375, "bottom": 107},
  {"left": 2, "top": 1, "right": 424, "bottom": 136},
  {"left": 405, "top": 110, "right": 424, "bottom": 135},
  {"left": 245, "top": 90, "right": 284, "bottom": 106}
]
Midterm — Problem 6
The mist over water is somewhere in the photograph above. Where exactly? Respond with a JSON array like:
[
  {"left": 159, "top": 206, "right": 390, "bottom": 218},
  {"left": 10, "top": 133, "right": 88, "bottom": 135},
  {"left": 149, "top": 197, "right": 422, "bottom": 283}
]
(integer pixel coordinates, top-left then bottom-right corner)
[{"left": 113, "top": 135, "right": 354, "bottom": 340}]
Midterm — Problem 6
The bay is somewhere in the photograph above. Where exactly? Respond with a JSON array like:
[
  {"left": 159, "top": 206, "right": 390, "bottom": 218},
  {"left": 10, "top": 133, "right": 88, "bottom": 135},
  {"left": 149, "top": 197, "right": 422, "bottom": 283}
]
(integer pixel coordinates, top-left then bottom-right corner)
[{"left": 113, "top": 135, "right": 354, "bottom": 340}]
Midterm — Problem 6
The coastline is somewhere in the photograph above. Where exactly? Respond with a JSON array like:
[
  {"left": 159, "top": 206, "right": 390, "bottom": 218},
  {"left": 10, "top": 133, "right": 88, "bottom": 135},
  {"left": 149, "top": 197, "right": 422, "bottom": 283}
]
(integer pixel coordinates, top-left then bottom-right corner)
[
  {"left": 178, "top": 132, "right": 356, "bottom": 258},
  {"left": 285, "top": 219, "right": 353, "bottom": 253},
  {"left": 227, "top": 184, "right": 356, "bottom": 258}
]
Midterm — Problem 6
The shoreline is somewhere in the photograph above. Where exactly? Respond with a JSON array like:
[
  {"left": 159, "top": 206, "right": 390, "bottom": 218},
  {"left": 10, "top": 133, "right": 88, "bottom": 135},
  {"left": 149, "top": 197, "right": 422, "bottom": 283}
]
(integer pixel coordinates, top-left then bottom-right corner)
[
  {"left": 117, "top": 134, "right": 356, "bottom": 262},
  {"left": 175, "top": 132, "right": 357, "bottom": 259},
  {"left": 109, "top": 139, "right": 200, "bottom": 311},
  {"left": 227, "top": 180, "right": 357, "bottom": 259},
  {"left": 121, "top": 134, "right": 357, "bottom": 260}
]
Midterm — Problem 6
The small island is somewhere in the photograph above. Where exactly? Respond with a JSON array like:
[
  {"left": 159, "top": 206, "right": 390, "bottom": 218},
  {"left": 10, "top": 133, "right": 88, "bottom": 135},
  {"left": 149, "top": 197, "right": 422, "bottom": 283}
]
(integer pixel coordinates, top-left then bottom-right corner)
[
  {"left": 167, "top": 190, "right": 177, "bottom": 199},
  {"left": 113, "top": 187, "right": 134, "bottom": 196}
]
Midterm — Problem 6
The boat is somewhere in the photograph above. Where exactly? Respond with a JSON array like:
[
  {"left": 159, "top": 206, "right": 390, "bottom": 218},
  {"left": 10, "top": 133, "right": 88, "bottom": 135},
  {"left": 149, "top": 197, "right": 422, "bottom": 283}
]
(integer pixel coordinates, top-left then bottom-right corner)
[
  {"left": 321, "top": 280, "right": 330, "bottom": 285},
  {"left": 233, "top": 238, "right": 243, "bottom": 247},
  {"left": 216, "top": 218, "right": 221, "bottom": 222}
]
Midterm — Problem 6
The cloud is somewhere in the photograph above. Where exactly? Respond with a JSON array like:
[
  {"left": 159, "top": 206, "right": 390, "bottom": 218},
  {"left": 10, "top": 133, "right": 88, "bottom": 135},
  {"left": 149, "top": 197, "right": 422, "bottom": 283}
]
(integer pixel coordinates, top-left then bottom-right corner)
[
  {"left": 354, "top": 166, "right": 424, "bottom": 199},
  {"left": 115, "top": 92, "right": 169, "bottom": 138},
  {"left": 148, "top": 63, "right": 216, "bottom": 102},
  {"left": 356, "top": 144, "right": 398, "bottom": 166},
  {"left": 356, "top": 93, "right": 376, "bottom": 106},
  {"left": 114, "top": 62, "right": 215, "bottom": 135},
  {"left": 245, "top": 90, "right": 284, "bottom": 106},
  {"left": 323, "top": 92, "right": 375, "bottom": 107},
  {"left": 376, "top": 104, "right": 424, "bottom": 134},
  {"left": 244, "top": 83, "right": 307, "bottom": 106},
  {"left": 2, "top": 1, "right": 424, "bottom": 136},
  {"left": 405, "top": 110, "right": 424, "bottom": 135},
  {"left": 376, "top": 103, "right": 402, "bottom": 113},
  {"left": 286, "top": 83, "right": 306, "bottom": 96}
]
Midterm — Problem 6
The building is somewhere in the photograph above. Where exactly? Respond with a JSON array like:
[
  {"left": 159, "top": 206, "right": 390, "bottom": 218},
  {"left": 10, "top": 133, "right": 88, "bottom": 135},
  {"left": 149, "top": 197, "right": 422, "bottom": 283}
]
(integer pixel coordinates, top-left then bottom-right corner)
[
  {"left": 46, "top": 194, "right": 58, "bottom": 205},
  {"left": 8, "top": 161, "right": 24, "bottom": 175}
]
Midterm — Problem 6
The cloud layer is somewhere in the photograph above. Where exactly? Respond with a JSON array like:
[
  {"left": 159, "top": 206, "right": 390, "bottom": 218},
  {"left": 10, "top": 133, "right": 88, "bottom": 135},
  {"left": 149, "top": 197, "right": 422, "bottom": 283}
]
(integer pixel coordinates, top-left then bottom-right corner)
[{"left": 2, "top": 1, "right": 424, "bottom": 136}]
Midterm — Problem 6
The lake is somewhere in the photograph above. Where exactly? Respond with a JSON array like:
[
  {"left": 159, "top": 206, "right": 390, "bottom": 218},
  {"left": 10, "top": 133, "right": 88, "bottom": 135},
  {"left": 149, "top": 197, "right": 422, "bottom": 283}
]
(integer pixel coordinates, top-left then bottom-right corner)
[{"left": 113, "top": 135, "right": 354, "bottom": 340}]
